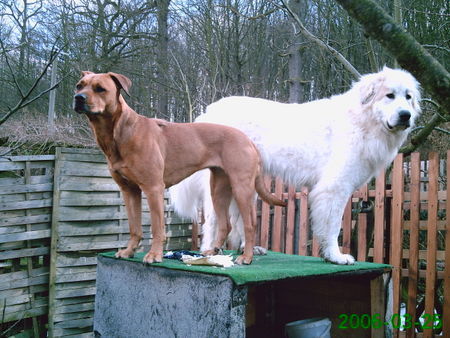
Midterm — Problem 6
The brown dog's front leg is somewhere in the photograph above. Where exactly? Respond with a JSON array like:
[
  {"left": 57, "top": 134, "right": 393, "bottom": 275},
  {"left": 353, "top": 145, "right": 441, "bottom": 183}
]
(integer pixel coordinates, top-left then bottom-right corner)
[
  {"left": 115, "top": 185, "right": 143, "bottom": 259},
  {"left": 142, "top": 185, "right": 166, "bottom": 263}
]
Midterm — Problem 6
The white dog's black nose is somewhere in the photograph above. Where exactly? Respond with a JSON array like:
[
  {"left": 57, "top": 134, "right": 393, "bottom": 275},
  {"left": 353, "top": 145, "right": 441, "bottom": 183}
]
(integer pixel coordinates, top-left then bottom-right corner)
[{"left": 398, "top": 110, "right": 411, "bottom": 122}]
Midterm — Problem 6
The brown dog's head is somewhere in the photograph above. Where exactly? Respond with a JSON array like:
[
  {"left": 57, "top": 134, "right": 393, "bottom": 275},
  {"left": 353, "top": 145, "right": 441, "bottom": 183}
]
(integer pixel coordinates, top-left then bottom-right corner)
[{"left": 73, "top": 71, "right": 131, "bottom": 115}]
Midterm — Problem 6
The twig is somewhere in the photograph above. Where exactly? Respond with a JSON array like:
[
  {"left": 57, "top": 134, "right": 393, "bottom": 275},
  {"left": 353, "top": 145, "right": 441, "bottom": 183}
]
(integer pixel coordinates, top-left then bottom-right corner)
[
  {"left": 0, "top": 46, "right": 62, "bottom": 126},
  {"left": 279, "top": 0, "right": 361, "bottom": 79}
]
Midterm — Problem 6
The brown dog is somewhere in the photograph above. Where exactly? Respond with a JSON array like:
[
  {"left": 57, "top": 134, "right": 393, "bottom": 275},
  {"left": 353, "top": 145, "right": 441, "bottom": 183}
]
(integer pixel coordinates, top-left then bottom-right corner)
[{"left": 73, "top": 71, "right": 285, "bottom": 265}]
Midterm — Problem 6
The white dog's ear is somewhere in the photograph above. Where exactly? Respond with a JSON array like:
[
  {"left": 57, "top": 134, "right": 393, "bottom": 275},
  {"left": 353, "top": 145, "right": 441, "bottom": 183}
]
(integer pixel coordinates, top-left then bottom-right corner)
[
  {"left": 411, "top": 88, "right": 421, "bottom": 114},
  {"left": 357, "top": 73, "right": 384, "bottom": 106}
]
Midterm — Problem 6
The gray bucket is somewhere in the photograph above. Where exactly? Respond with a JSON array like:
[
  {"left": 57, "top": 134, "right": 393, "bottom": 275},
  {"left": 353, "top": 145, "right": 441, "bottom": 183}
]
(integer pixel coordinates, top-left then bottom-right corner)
[{"left": 285, "top": 317, "right": 331, "bottom": 338}]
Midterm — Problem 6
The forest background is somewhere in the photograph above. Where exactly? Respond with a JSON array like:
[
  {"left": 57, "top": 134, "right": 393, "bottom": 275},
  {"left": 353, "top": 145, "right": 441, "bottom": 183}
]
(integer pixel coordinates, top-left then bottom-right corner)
[{"left": 0, "top": 0, "right": 448, "bottom": 155}]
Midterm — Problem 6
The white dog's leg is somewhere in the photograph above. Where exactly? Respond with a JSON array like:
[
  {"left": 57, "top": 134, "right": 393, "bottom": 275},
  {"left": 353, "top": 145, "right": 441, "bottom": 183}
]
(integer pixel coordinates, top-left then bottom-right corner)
[
  {"left": 227, "top": 200, "right": 243, "bottom": 250},
  {"left": 199, "top": 182, "right": 218, "bottom": 252},
  {"left": 309, "top": 186, "right": 355, "bottom": 265},
  {"left": 200, "top": 211, "right": 217, "bottom": 252}
]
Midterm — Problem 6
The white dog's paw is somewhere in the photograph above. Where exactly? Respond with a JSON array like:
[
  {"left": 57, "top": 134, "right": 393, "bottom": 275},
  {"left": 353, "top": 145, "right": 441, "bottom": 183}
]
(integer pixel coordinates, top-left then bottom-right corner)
[
  {"left": 253, "top": 246, "right": 267, "bottom": 256},
  {"left": 324, "top": 252, "right": 356, "bottom": 265}
]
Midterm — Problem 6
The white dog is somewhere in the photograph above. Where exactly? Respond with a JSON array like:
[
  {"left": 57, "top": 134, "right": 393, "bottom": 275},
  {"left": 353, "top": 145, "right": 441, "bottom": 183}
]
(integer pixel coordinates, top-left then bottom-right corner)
[{"left": 170, "top": 67, "right": 420, "bottom": 264}]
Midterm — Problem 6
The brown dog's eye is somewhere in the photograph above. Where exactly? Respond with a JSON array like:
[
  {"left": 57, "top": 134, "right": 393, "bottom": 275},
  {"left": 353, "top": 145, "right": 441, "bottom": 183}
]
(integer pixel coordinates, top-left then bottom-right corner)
[
  {"left": 386, "top": 93, "right": 395, "bottom": 99},
  {"left": 76, "top": 84, "right": 83, "bottom": 90},
  {"left": 95, "top": 86, "right": 106, "bottom": 93}
]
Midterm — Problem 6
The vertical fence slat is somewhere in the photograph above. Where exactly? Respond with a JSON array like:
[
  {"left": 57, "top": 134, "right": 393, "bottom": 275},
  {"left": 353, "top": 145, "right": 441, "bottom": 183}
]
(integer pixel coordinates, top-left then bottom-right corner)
[
  {"left": 406, "top": 152, "right": 420, "bottom": 337},
  {"left": 390, "top": 153, "right": 404, "bottom": 337},
  {"left": 357, "top": 185, "right": 368, "bottom": 262},
  {"left": 424, "top": 152, "right": 439, "bottom": 338},
  {"left": 285, "top": 186, "right": 296, "bottom": 254},
  {"left": 299, "top": 188, "right": 309, "bottom": 256},
  {"left": 259, "top": 176, "right": 271, "bottom": 249},
  {"left": 191, "top": 221, "right": 199, "bottom": 250},
  {"left": 312, "top": 238, "right": 320, "bottom": 257},
  {"left": 444, "top": 150, "right": 450, "bottom": 335},
  {"left": 374, "top": 171, "right": 386, "bottom": 263},
  {"left": 342, "top": 198, "right": 352, "bottom": 254},
  {"left": 271, "top": 177, "right": 284, "bottom": 252}
]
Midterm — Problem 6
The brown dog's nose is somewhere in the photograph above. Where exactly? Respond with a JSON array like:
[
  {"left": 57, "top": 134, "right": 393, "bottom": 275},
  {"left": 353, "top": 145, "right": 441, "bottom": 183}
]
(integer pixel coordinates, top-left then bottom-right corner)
[
  {"left": 73, "top": 93, "right": 90, "bottom": 113},
  {"left": 74, "top": 93, "right": 87, "bottom": 102}
]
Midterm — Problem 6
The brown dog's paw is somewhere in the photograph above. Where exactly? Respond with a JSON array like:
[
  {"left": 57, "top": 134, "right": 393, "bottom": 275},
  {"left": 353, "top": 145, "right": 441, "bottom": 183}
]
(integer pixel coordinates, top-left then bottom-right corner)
[
  {"left": 202, "top": 247, "right": 222, "bottom": 256},
  {"left": 142, "top": 251, "right": 163, "bottom": 264},
  {"left": 115, "top": 248, "right": 135, "bottom": 258},
  {"left": 235, "top": 254, "right": 253, "bottom": 265}
]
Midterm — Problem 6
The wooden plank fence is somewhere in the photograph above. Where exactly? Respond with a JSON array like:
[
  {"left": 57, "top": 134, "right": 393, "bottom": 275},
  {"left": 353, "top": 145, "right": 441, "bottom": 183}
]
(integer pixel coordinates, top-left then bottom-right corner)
[
  {"left": 0, "top": 148, "right": 448, "bottom": 337},
  {"left": 0, "top": 155, "right": 54, "bottom": 337},
  {"left": 210, "top": 151, "right": 446, "bottom": 338},
  {"left": 0, "top": 148, "right": 193, "bottom": 338}
]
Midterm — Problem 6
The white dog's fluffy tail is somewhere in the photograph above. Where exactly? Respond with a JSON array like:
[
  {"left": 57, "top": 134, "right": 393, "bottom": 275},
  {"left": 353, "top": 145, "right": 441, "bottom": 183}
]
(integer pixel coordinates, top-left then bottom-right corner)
[{"left": 168, "top": 169, "right": 211, "bottom": 222}]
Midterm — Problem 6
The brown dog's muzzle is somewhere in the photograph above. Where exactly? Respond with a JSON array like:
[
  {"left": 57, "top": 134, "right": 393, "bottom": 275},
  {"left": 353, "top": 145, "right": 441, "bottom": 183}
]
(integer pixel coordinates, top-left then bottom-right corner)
[{"left": 73, "top": 93, "right": 92, "bottom": 114}]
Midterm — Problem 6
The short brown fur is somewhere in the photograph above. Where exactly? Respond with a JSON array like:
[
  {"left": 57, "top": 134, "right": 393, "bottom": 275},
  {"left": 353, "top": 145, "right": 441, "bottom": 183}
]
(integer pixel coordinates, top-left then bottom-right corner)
[{"left": 73, "top": 71, "right": 285, "bottom": 264}]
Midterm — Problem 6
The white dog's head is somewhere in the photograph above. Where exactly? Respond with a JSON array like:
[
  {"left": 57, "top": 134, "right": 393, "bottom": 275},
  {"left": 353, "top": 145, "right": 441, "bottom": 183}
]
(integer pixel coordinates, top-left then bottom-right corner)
[{"left": 355, "top": 66, "right": 421, "bottom": 132}]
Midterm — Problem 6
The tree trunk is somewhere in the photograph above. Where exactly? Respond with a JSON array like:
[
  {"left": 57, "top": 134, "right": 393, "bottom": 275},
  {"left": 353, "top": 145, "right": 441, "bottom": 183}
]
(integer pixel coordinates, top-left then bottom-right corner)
[
  {"left": 335, "top": 0, "right": 450, "bottom": 116},
  {"left": 288, "top": 0, "right": 305, "bottom": 104},
  {"left": 156, "top": 0, "right": 170, "bottom": 117}
]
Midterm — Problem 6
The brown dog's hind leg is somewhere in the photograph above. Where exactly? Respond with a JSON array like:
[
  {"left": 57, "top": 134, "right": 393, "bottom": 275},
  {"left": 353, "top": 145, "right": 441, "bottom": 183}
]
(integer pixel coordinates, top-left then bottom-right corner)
[
  {"left": 231, "top": 183, "right": 257, "bottom": 265},
  {"left": 115, "top": 184, "right": 143, "bottom": 259},
  {"left": 142, "top": 184, "right": 166, "bottom": 263},
  {"left": 203, "top": 169, "right": 232, "bottom": 256}
]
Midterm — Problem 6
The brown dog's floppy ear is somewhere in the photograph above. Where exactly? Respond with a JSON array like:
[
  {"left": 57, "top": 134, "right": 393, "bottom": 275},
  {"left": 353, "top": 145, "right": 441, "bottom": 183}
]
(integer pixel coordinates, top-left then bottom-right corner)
[
  {"left": 108, "top": 72, "right": 132, "bottom": 97},
  {"left": 81, "top": 71, "right": 93, "bottom": 78}
]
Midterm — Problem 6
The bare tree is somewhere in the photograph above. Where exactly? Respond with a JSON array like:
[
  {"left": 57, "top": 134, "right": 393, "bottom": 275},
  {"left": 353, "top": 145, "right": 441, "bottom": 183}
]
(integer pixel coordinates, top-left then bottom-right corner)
[
  {"left": 335, "top": 0, "right": 450, "bottom": 153},
  {"left": 155, "top": 0, "right": 170, "bottom": 116},
  {"left": 0, "top": 43, "right": 62, "bottom": 128},
  {"left": 2, "top": 0, "right": 43, "bottom": 75}
]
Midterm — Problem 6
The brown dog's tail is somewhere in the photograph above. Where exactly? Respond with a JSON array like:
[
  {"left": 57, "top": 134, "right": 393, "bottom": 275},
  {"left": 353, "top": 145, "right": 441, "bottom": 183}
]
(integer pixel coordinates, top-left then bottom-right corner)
[{"left": 255, "top": 174, "right": 287, "bottom": 207}]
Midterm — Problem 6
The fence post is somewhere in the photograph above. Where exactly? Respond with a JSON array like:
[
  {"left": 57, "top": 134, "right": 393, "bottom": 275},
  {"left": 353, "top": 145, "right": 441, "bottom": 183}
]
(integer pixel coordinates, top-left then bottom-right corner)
[
  {"left": 48, "top": 148, "right": 63, "bottom": 337},
  {"left": 259, "top": 176, "right": 271, "bottom": 249},
  {"left": 342, "top": 199, "right": 352, "bottom": 254},
  {"left": 444, "top": 150, "right": 450, "bottom": 335},
  {"left": 390, "top": 153, "right": 404, "bottom": 337},
  {"left": 424, "top": 152, "right": 439, "bottom": 338},
  {"left": 299, "top": 188, "right": 309, "bottom": 256},
  {"left": 285, "top": 185, "right": 296, "bottom": 254},
  {"left": 271, "top": 178, "right": 284, "bottom": 252},
  {"left": 357, "top": 184, "right": 368, "bottom": 261},
  {"left": 374, "top": 171, "right": 386, "bottom": 263},
  {"left": 406, "top": 152, "right": 421, "bottom": 336}
]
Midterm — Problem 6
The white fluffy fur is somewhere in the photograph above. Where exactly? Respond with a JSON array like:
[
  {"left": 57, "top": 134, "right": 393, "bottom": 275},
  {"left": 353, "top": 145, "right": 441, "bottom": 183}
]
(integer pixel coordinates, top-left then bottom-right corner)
[{"left": 169, "top": 67, "right": 420, "bottom": 264}]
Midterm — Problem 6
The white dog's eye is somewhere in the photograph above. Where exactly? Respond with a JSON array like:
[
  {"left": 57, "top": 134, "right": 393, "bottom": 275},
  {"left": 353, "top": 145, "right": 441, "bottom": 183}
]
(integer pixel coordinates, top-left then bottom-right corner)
[
  {"left": 386, "top": 93, "right": 395, "bottom": 99},
  {"left": 406, "top": 93, "right": 412, "bottom": 100}
]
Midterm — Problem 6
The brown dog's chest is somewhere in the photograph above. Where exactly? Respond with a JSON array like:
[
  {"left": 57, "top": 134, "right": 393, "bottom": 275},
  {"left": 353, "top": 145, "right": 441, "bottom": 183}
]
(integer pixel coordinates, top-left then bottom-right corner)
[{"left": 108, "top": 160, "right": 138, "bottom": 186}]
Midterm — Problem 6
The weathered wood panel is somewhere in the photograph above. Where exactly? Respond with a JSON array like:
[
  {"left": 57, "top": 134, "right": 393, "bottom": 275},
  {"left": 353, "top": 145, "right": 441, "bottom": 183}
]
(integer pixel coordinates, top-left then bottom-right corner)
[
  {"left": 47, "top": 147, "right": 192, "bottom": 337},
  {"left": 0, "top": 155, "right": 54, "bottom": 334}
]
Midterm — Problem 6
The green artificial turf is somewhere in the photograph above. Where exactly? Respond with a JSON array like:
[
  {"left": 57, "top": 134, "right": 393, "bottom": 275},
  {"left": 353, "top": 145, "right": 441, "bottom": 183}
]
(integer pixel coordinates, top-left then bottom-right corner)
[{"left": 99, "top": 250, "right": 390, "bottom": 286}]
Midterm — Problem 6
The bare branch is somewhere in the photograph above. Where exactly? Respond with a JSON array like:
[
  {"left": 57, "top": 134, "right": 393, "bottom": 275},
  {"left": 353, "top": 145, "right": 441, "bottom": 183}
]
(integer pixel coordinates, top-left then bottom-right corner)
[
  {"left": 280, "top": 0, "right": 361, "bottom": 79},
  {"left": 0, "top": 46, "right": 63, "bottom": 126},
  {"left": 0, "top": 39, "right": 25, "bottom": 98},
  {"left": 335, "top": 0, "right": 450, "bottom": 117},
  {"left": 400, "top": 113, "right": 445, "bottom": 154}
]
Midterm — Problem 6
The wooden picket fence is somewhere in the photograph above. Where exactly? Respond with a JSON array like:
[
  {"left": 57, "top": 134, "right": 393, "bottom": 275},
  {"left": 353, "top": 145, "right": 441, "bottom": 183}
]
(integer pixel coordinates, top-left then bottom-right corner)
[
  {"left": 0, "top": 148, "right": 448, "bottom": 337},
  {"left": 192, "top": 151, "right": 449, "bottom": 337}
]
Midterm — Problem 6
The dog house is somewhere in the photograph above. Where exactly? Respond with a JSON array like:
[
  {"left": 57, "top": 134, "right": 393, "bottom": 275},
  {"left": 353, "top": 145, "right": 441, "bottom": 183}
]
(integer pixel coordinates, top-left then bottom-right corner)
[{"left": 93, "top": 251, "right": 392, "bottom": 337}]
